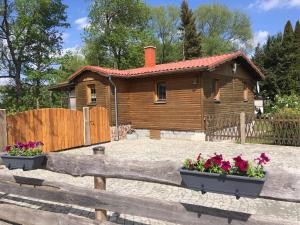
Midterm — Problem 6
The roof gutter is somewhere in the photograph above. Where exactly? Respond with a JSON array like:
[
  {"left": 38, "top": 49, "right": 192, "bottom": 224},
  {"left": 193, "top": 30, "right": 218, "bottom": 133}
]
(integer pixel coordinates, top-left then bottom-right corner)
[{"left": 108, "top": 75, "right": 119, "bottom": 141}]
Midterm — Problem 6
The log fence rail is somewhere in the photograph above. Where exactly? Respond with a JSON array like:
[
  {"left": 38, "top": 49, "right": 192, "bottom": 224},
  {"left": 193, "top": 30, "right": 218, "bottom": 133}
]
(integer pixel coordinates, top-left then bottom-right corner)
[{"left": 0, "top": 147, "right": 298, "bottom": 225}]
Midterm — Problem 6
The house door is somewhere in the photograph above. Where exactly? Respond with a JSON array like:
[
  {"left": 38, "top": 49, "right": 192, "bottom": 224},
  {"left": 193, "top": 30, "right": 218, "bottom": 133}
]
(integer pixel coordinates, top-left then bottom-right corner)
[{"left": 89, "top": 107, "right": 111, "bottom": 144}]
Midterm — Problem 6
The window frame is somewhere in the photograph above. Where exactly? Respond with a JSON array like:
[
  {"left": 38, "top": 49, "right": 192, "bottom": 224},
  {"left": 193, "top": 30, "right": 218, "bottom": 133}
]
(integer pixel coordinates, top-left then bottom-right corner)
[
  {"left": 87, "top": 84, "right": 97, "bottom": 105},
  {"left": 213, "top": 79, "right": 221, "bottom": 102},
  {"left": 243, "top": 81, "right": 249, "bottom": 102},
  {"left": 154, "top": 81, "right": 167, "bottom": 103}
]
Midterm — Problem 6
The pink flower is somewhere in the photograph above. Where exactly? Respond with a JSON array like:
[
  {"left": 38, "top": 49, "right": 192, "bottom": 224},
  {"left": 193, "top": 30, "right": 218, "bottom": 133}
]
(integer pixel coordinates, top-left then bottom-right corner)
[
  {"left": 221, "top": 161, "right": 231, "bottom": 172},
  {"left": 256, "top": 153, "right": 270, "bottom": 165}
]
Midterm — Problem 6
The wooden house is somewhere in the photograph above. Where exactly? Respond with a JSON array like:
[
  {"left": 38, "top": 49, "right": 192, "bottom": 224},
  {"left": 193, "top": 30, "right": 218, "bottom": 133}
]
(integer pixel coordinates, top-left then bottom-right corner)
[{"left": 50, "top": 47, "right": 264, "bottom": 140}]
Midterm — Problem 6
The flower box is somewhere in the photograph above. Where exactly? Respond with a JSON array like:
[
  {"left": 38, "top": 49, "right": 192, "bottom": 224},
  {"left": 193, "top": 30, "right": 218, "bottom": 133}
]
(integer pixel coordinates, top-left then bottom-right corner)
[
  {"left": 1, "top": 141, "right": 45, "bottom": 171},
  {"left": 1, "top": 154, "right": 46, "bottom": 171},
  {"left": 179, "top": 168, "right": 267, "bottom": 198},
  {"left": 181, "top": 152, "right": 270, "bottom": 198}
]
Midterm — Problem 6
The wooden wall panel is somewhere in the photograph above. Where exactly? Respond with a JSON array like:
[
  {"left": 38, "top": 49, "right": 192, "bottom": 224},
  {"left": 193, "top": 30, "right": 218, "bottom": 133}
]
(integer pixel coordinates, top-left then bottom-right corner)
[
  {"left": 109, "top": 78, "right": 130, "bottom": 126},
  {"left": 202, "top": 62, "right": 255, "bottom": 117},
  {"left": 127, "top": 73, "right": 203, "bottom": 131},
  {"left": 74, "top": 72, "right": 109, "bottom": 111},
  {"left": 150, "top": 130, "right": 161, "bottom": 139}
]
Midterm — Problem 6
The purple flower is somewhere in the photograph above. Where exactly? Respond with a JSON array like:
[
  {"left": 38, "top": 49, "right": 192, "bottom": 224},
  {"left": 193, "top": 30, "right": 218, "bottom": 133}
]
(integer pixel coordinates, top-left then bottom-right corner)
[{"left": 35, "top": 141, "right": 44, "bottom": 147}]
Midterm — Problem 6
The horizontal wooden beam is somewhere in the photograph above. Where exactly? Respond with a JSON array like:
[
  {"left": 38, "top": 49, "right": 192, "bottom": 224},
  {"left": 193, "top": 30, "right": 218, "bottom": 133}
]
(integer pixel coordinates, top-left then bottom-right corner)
[
  {"left": 0, "top": 203, "right": 113, "bottom": 225},
  {"left": 0, "top": 174, "right": 292, "bottom": 225},
  {"left": 45, "top": 154, "right": 300, "bottom": 203}
]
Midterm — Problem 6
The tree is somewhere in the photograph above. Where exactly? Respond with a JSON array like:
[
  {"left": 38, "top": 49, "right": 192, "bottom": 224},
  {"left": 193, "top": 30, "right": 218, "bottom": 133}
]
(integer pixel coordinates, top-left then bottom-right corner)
[
  {"left": 252, "top": 34, "right": 285, "bottom": 100},
  {"left": 179, "top": 0, "right": 201, "bottom": 60},
  {"left": 280, "top": 20, "right": 296, "bottom": 94},
  {"left": 291, "top": 21, "right": 300, "bottom": 95},
  {"left": 150, "top": 5, "right": 181, "bottom": 63},
  {"left": 84, "top": 0, "right": 154, "bottom": 69},
  {"left": 0, "top": 0, "right": 69, "bottom": 108},
  {"left": 195, "top": 3, "right": 252, "bottom": 56}
]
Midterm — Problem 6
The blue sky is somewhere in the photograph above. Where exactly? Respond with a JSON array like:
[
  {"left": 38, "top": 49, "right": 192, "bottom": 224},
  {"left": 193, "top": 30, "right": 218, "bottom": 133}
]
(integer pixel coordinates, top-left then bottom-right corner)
[{"left": 62, "top": 0, "right": 300, "bottom": 52}]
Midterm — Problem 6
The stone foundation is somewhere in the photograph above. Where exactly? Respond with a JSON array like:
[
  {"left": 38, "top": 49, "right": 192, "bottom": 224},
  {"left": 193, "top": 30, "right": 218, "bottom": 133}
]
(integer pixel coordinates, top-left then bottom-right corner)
[
  {"left": 110, "top": 126, "right": 206, "bottom": 141},
  {"left": 160, "top": 130, "right": 206, "bottom": 141}
]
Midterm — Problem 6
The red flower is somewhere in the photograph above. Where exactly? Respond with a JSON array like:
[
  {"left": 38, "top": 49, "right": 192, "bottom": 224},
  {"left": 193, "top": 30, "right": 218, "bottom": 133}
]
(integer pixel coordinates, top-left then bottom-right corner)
[
  {"left": 204, "top": 159, "right": 212, "bottom": 169},
  {"left": 221, "top": 161, "right": 231, "bottom": 172},
  {"left": 4, "top": 145, "right": 11, "bottom": 152},
  {"left": 211, "top": 153, "right": 223, "bottom": 165},
  {"left": 233, "top": 155, "right": 248, "bottom": 172}
]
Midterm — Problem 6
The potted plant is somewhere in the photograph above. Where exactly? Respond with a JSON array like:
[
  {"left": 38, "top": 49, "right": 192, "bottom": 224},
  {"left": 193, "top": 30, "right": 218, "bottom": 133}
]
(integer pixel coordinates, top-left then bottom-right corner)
[
  {"left": 179, "top": 153, "right": 270, "bottom": 198},
  {"left": 1, "top": 141, "right": 45, "bottom": 171}
]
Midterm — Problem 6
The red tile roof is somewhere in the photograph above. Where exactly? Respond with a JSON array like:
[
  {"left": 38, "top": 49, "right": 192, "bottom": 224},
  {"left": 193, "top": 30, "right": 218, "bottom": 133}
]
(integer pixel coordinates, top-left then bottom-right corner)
[{"left": 68, "top": 51, "right": 264, "bottom": 81}]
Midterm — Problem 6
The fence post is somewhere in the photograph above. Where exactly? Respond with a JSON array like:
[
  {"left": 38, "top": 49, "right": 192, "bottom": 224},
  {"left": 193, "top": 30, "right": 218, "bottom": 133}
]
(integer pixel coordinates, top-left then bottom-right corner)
[
  {"left": 240, "top": 112, "right": 246, "bottom": 144},
  {"left": 0, "top": 109, "right": 7, "bottom": 151},
  {"left": 83, "top": 107, "right": 91, "bottom": 146},
  {"left": 93, "top": 146, "right": 107, "bottom": 221}
]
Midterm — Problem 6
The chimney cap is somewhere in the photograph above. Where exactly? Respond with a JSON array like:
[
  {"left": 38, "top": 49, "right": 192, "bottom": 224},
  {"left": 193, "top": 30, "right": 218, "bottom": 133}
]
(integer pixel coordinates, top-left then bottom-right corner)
[{"left": 144, "top": 46, "right": 156, "bottom": 49}]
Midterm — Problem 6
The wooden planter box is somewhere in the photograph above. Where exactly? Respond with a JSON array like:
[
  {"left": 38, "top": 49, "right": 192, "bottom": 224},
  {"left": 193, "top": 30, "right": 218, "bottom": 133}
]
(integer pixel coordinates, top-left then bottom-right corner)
[
  {"left": 179, "top": 168, "right": 267, "bottom": 198},
  {"left": 1, "top": 155, "right": 46, "bottom": 171}
]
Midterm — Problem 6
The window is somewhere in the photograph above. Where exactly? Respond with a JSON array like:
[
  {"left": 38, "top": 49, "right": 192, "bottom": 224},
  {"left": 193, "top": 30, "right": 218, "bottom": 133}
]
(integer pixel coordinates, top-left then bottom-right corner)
[
  {"left": 155, "top": 82, "right": 166, "bottom": 102},
  {"left": 87, "top": 84, "right": 96, "bottom": 104},
  {"left": 213, "top": 79, "right": 220, "bottom": 102},
  {"left": 243, "top": 82, "right": 248, "bottom": 102}
]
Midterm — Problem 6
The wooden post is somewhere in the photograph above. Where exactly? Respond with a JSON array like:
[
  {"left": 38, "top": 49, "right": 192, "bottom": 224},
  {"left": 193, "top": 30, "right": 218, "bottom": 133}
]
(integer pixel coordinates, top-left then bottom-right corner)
[
  {"left": 240, "top": 112, "right": 246, "bottom": 144},
  {"left": 0, "top": 109, "right": 7, "bottom": 151},
  {"left": 83, "top": 107, "right": 91, "bottom": 146},
  {"left": 93, "top": 146, "right": 107, "bottom": 221}
]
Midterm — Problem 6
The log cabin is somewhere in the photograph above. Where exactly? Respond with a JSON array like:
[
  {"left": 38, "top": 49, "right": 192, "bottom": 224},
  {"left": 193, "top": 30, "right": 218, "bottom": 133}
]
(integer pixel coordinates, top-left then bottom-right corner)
[{"left": 50, "top": 47, "right": 264, "bottom": 140}]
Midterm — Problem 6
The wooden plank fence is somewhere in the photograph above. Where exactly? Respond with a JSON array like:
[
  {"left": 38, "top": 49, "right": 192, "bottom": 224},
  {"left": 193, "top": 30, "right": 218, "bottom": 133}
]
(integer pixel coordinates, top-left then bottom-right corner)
[
  {"left": 0, "top": 107, "right": 111, "bottom": 152},
  {"left": 6, "top": 108, "right": 84, "bottom": 152},
  {"left": 0, "top": 148, "right": 298, "bottom": 225}
]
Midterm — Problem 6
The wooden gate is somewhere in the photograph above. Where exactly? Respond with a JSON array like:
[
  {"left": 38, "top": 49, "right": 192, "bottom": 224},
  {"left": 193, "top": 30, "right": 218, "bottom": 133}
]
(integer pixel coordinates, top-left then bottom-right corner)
[
  {"left": 6, "top": 108, "right": 84, "bottom": 152},
  {"left": 89, "top": 107, "right": 111, "bottom": 144}
]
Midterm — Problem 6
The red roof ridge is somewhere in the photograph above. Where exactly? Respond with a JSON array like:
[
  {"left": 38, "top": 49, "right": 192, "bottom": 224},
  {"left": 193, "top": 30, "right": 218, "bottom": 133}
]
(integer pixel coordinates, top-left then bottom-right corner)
[{"left": 67, "top": 51, "right": 264, "bottom": 81}]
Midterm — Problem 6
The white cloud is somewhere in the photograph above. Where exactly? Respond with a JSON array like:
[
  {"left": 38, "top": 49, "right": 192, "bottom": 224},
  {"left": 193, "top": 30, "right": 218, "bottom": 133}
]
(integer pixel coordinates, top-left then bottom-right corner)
[
  {"left": 249, "top": 0, "right": 300, "bottom": 11},
  {"left": 253, "top": 31, "right": 269, "bottom": 47},
  {"left": 75, "top": 17, "right": 90, "bottom": 30}
]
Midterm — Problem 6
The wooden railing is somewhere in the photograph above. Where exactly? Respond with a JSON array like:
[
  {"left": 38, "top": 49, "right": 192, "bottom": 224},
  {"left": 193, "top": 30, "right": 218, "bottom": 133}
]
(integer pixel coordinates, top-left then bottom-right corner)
[
  {"left": 0, "top": 147, "right": 299, "bottom": 225},
  {"left": 205, "top": 113, "right": 300, "bottom": 146}
]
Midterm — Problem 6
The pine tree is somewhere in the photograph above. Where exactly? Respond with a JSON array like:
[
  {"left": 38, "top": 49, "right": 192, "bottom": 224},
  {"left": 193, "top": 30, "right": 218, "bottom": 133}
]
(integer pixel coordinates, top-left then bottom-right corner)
[
  {"left": 280, "top": 20, "right": 295, "bottom": 94},
  {"left": 179, "top": 0, "right": 201, "bottom": 59},
  {"left": 292, "top": 21, "right": 300, "bottom": 94}
]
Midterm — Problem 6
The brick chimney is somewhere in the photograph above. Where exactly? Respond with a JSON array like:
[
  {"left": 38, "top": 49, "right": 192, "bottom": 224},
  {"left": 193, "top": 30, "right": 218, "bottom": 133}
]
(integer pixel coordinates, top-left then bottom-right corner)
[{"left": 144, "top": 46, "right": 156, "bottom": 67}]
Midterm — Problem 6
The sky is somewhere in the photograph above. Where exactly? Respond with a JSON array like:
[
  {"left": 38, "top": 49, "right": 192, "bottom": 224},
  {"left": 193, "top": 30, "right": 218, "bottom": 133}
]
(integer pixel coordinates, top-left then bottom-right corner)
[{"left": 62, "top": 0, "right": 300, "bottom": 53}]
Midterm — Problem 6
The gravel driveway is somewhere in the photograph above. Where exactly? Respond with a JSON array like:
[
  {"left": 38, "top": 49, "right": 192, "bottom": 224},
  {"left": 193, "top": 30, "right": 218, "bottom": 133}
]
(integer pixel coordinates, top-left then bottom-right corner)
[{"left": 0, "top": 139, "right": 299, "bottom": 225}]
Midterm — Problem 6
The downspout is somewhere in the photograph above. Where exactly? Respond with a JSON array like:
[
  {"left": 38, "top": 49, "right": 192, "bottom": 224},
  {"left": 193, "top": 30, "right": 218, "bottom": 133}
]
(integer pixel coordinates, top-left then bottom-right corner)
[{"left": 108, "top": 75, "right": 119, "bottom": 141}]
